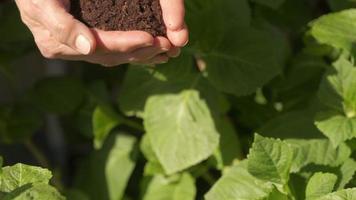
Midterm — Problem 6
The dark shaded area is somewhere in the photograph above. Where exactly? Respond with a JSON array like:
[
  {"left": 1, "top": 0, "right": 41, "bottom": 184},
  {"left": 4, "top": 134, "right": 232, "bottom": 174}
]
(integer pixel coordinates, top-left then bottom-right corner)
[{"left": 70, "top": 0, "right": 166, "bottom": 37}]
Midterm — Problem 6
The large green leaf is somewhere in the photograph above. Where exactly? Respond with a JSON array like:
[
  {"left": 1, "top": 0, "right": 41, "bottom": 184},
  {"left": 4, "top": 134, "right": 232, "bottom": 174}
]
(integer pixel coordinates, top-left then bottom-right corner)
[
  {"left": 310, "top": 9, "right": 356, "bottom": 52},
  {"left": 205, "top": 161, "right": 274, "bottom": 200},
  {"left": 186, "top": 0, "right": 288, "bottom": 96},
  {"left": 106, "top": 134, "right": 137, "bottom": 200},
  {"left": 316, "top": 57, "right": 356, "bottom": 146},
  {"left": 75, "top": 134, "right": 138, "bottom": 200},
  {"left": 306, "top": 172, "right": 338, "bottom": 199},
  {"left": 142, "top": 173, "right": 196, "bottom": 200},
  {"left": 247, "top": 134, "right": 294, "bottom": 186},
  {"left": 0, "top": 164, "right": 52, "bottom": 193},
  {"left": 203, "top": 27, "right": 289, "bottom": 96},
  {"left": 144, "top": 90, "right": 220, "bottom": 174},
  {"left": 92, "top": 105, "right": 123, "bottom": 149}
]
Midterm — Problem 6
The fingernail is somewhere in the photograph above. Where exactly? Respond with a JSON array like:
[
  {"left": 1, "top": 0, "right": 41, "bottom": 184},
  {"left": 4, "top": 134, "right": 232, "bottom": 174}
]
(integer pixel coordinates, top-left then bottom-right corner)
[
  {"left": 183, "top": 39, "right": 189, "bottom": 46},
  {"left": 75, "top": 35, "right": 91, "bottom": 55}
]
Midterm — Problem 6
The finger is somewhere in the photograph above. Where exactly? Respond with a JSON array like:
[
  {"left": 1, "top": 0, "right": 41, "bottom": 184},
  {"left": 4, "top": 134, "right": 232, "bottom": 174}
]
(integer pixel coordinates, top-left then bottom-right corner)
[
  {"left": 93, "top": 29, "right": 155, "bottom": 53},
  {"left": 167, "top": 47, "right": 181, "bottom": 58},
  {"left": 127, "top": 37, "right": 172, "bottom": 61},
  {"left": 79, "top": 37, "right": 170, "bottom": 66},
  {"left": 134, "top": 54, "right": 170, "bottom": 65},
  {"left": 160, "top": 0, "right": 189, "bottom": 47},
  {"left": 31, "top": 0, "right": 96, "bottom": 55}
]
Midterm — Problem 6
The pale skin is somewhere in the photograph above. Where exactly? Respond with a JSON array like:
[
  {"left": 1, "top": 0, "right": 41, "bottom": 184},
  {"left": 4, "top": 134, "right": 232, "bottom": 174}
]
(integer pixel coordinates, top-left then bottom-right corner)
[{"left": 14, "top": 0, "right": 189, "bottom": 66}]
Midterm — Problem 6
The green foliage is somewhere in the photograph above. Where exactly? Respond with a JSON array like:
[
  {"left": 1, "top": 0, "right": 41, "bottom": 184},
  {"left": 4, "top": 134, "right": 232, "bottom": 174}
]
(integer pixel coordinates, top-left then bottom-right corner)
[
  {"left": 0, "top": 163, "right": 64, "bottom": 199},
  {"left": 305, "top": 172, "right": 338, "bottom": 199},
  {"left": 2, "top": 0, "right": 356, "bottom": 199},
  {"left": 143, "top": 173, "right": 196, "bottom": 200}
]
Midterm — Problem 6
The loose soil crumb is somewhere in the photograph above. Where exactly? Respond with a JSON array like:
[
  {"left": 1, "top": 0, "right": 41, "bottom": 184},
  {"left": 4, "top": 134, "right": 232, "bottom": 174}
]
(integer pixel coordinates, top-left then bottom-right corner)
[{"left": 70, "top": 0, "right": 166, "bottom": 37}]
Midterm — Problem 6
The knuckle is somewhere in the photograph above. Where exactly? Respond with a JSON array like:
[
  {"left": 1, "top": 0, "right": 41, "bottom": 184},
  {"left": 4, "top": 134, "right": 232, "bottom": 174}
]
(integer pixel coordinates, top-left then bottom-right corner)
[
  {"left": 53, "top": 19, "right": 74, "bottom": 42},
  {"left": 30, "top": 0, "right": 42, "bottom": 7}
]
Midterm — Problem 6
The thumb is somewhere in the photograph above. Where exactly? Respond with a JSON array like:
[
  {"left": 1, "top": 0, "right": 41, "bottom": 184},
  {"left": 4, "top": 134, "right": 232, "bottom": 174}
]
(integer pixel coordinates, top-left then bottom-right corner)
[{"left": 35, "top": 0, "right": 95, "bottom": 55}]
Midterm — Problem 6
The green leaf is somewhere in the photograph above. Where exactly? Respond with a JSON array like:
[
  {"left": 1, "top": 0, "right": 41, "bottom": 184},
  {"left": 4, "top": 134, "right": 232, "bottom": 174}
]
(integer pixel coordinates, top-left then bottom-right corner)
[
  {"left": 93, "top": 105, "right": 123, "bottom": 149},
  {"left": 247, "top": 134, "right": 293, "bottom": 186},
  {"left": 74, "top": 134, "right": 138, "bottom": 200},
  {"left": 106, "top": 134, "right": 137, "bottom": 200},
  {"left": 205, "top": 161, "right": 274, "bottom": 200},
  {"left": 316, "top": 112, "right": 356, "bottom": 147},
  {"left": 318, "top": 57, "right": 356, "bottom": 114},
  {"left": 337, "top": 159, "right": 356, "bottom": 190},
  {"left": 143, "top": 173, "right": 196, "bottom": 200},
  {"left": 286, "top": 139, "right": 351, "bottom": 172},
  {"left": 259, "top": 109, "right": 321, "bottom": 139},
  {"left": 266, "top": 188, "right": 290, "bottom": 200},
  {"left": 186, "top": 0, "right": 251, "bottom": 50},
  {"left": 251, "top": 0, "right": 286, "bottom": 9},
  {"left": 140, "top": 134, "right": 164, "bottom": 175},
  {"left": 0, "top": 164, "right": 52, "bottom": 193},
  {"left": 306, "top": 172, "right": 338, "bottom": 199},
  {"left": 203, "top": 27, "right": 289, "bottom": 96},
  {"left": 317, "top": 188, "right": 356, "bottom": 200},
  {"left": 118, "top": 56, "right": 196, "bottom": 117},
  {"left": 3, "top": 183, "right": 65, "bottom": 200},
  {"left": 32, "top": 76, "right": 85, "bottom": 115},
  {"left": 212, "top": 118, "right": 242, "bottom": 169},
  {"left": 316, "top": 57, "right": 356, "bottom": 146},
  {"left": 310, "top": 9, "right": 356, "bottom": 52},
  {"left": 144, "top": 90, "right": 219, "bottom": 174},
  {"left": 186, "top": 0, "right": 288, "bottom": 96}
]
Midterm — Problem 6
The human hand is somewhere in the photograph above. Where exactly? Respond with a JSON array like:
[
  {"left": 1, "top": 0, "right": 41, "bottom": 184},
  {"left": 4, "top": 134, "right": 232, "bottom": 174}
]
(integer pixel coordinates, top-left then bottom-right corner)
[{"left": 15, "top": 0, "right": 181, "bottom": 66}]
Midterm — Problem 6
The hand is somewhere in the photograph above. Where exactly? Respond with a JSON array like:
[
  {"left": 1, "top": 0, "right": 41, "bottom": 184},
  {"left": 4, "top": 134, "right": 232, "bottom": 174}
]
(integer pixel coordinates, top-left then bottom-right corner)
[{"left": 15, "top": 0, "right": 181, "bottom": 66}]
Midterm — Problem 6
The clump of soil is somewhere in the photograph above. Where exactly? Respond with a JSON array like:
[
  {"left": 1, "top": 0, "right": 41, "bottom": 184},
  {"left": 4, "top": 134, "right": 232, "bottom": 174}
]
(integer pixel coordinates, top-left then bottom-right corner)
[{"left": 70, "top": 0, "right": 166, "bottom": 37}]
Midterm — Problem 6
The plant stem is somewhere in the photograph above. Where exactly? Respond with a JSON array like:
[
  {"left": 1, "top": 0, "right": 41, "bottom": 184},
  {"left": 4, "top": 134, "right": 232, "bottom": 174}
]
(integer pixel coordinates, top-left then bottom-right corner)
[
  {"left": 202, "top": 172, "right": 216, "bottom": 186},
  {"left": 24, "top": 140, "right": 50, "bottom": 168},
  {"left": 122, "top": 118, "right": 144, "bottom": 132}
]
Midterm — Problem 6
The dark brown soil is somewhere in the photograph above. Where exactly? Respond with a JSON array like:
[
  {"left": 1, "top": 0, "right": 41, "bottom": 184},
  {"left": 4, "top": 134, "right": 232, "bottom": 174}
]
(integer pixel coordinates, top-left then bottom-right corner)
[{"left": 70, "top": 0, "right": 166, "bottom": 37}]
